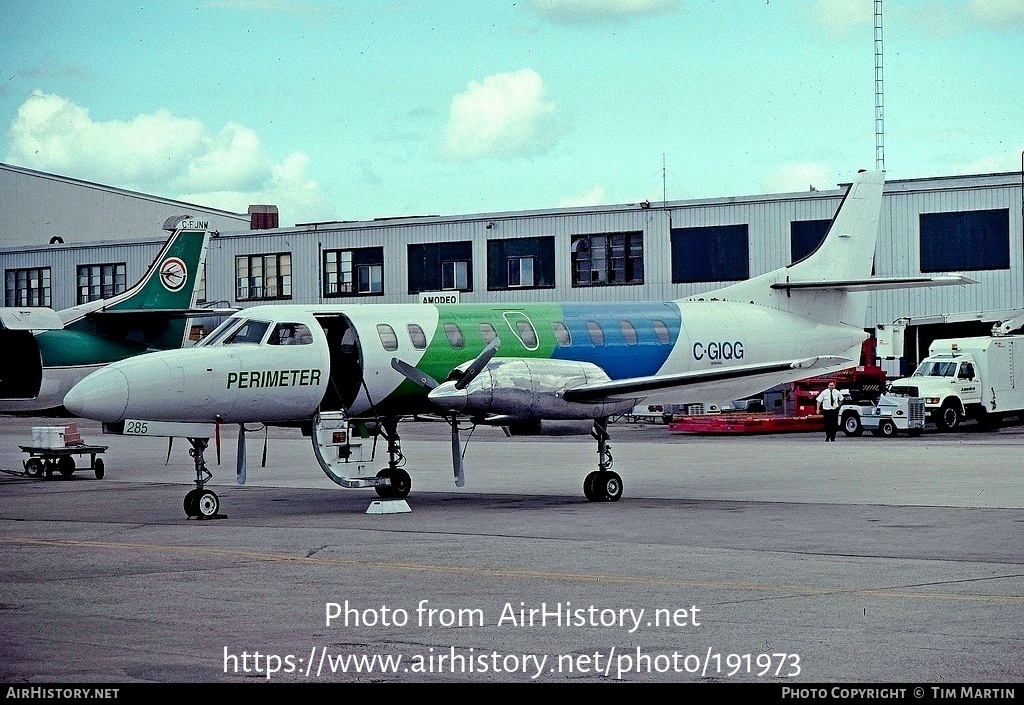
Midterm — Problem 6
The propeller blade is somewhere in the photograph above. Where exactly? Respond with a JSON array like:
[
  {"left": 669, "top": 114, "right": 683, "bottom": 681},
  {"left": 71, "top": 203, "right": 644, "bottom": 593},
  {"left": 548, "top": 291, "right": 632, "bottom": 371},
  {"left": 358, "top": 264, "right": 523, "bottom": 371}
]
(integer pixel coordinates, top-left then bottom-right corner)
[
  {"left": 454, "top": 337, "right": 500, "bottom": 390},
  {"left": 236, "top": 424, "right": 247, "bottom": 485},
  {"left": 215, "top": 418, "right": 221, "bottom": 465},
  {"left": 165, "top": 437, "right": 173, "bottom": 466},
  {"left": 261, "top": 426, "right": 268, "bottom": 468},
  {"left": 391, "top": 358, "right": 440, "bottom": 390},
  {"left": 451, "top": 417, "right": 465, "bottom": 487}
]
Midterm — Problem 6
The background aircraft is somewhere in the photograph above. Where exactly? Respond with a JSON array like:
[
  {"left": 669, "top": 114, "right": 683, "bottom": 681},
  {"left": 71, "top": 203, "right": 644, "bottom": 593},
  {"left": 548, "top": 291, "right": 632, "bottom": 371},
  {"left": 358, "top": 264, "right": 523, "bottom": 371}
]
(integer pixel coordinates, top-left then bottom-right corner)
[
  {"left": 64, "top": 171, "right": 974, "bottom": 517},
  {"left": 0, "top": 216, "right": 222, "bottom": 413}
]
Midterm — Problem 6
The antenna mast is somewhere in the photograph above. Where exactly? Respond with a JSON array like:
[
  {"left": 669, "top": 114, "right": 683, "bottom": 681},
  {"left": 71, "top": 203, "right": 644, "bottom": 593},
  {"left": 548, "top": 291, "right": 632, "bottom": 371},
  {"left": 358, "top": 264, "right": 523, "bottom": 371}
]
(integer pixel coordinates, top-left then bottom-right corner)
[{"left": 874, "top": 0, "right": 885, "bottom": 171}]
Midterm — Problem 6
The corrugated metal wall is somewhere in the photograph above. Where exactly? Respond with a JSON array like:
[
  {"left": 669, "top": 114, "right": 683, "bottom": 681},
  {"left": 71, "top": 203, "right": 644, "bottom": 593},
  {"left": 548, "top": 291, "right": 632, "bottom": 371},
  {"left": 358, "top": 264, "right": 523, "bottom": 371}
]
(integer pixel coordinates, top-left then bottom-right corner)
[{"left": 3, "top": 170, "right": 1021, "bottom": 333}]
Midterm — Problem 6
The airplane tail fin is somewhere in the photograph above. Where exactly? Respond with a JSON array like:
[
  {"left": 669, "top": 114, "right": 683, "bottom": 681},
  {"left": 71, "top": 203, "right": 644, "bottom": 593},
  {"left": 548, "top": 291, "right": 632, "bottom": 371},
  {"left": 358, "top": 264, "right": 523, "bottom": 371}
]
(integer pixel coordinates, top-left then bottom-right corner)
[
  {"left": 703, "top": 169, "right": 886, "bottom": 328},
  {"left": 62, "top": 223, "right": 213, "bottom": 349}
]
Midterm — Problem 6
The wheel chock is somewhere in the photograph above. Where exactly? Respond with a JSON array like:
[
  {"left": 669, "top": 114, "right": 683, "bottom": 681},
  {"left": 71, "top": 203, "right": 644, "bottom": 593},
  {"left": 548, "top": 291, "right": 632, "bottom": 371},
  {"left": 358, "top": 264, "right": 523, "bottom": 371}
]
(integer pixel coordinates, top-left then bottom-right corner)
[{"left": 366, "top": 499, "right": 411, "bottom": 515}]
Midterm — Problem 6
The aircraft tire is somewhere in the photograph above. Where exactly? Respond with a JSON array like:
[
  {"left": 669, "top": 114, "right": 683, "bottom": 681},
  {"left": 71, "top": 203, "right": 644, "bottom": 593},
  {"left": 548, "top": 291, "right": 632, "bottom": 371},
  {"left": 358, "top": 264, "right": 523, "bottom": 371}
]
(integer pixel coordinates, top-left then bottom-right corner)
[
  {"left": 583, "top": 471, "right": 599, "bottom": 501},
  {"left": 389, "top": 469, "right": 411, "bottom": 498},
  {"left": 375, "top": 470, "right": 396, "bottom": 499},
  {"left": 183, "top": 490, "right": 200, "bottom": 517},
  {"left": 598, "top": 471, "right": 623, "bottom": 502},
  {"left": 196, "top": 490, "right": 220, "bottom": 518}
]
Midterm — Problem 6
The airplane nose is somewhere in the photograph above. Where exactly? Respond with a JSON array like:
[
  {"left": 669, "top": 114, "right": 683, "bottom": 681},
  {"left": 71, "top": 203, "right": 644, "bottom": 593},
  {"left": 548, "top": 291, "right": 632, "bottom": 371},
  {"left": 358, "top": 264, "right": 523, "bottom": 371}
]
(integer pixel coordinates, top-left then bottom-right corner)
[
  {"left": 64, "top": 367, "right": 130, "bottom": 422},
  {"left": 427, "top": 382, "right": 468, "bottom": 412}
]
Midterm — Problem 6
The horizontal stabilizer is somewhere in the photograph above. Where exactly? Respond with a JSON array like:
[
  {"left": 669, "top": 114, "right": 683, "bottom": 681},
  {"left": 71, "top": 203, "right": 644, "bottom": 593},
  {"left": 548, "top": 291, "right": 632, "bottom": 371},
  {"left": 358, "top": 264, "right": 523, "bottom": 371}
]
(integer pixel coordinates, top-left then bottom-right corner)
[
  {"left": 770, "top": 274, "right": 977, "bottom": 293},
  {"left": 563, "top": 356, "right": 849, "bottom": 402},
  {"left": 0, "top": 307, "right": 64, "bottom": 331},
  {"left": 88, "top": 307, "right": 239, "bottom": 319}
]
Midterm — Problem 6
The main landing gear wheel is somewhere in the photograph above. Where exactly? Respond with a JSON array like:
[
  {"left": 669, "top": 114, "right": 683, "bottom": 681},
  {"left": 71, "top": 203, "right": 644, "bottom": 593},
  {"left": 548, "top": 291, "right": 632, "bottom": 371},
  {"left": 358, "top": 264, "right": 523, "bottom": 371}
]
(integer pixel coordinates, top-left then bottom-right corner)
[
  {"left": 184, "top": 489, "right": 199, "bottom": 516},
  {"left": 196, "top": 490, "right": 220, "bottom": 518},
  {"left": 583, "top": 470, "right": 622, "bottom": 502},
  {"left": 374, "top": 468, "right": 411, "bottom": 499}
]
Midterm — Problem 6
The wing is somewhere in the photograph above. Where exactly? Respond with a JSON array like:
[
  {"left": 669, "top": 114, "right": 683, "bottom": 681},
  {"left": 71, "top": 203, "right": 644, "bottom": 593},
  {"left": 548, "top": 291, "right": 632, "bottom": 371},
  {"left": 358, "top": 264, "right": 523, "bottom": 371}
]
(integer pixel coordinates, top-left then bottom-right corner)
[{"left": 562, "top": 355, "right": 850, "bottom": 403}]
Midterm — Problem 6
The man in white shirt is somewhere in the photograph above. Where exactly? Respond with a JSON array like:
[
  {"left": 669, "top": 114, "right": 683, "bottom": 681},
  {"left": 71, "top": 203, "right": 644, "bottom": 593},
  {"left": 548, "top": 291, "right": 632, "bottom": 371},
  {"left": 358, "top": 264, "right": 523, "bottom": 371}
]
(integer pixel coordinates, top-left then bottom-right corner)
[{"left": 815, "top": 381, "right": 842, "bottom": 442}]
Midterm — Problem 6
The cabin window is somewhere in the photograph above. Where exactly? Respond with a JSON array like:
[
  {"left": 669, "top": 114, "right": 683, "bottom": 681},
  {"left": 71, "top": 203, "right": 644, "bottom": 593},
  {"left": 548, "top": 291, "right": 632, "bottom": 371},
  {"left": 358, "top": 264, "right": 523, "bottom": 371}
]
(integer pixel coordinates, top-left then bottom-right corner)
[
  {"left": 444, "top": 322, "right": 465, "bottom": 349},
  {"left": 586, "top": 321, "right": 605, "bottom": 346},
  {"left": 407, "top": 324, "right": 427, "bottom": 350},
  {"left": 620, "top": 321, "right": 638, "bottom": 345},
  {"left": 323, "top": 247, "right": 384, "bottom": 296},
  {"left": 267, "top": 322, "right": 314, "bottom": 346},
  {"left": 479, "top": 322, "right": 497, "bottom": 344},
  {"left": 652, "top": 319, "right": 671, "bottom": 345},
  {"left": 224, "top": 319, "right": 270, "bottom": 345},
  {"left": 77, "top": 262, "right": 126, "bottom": 304},
  {"left": 551, "top": 321, "right": 571, "bottom": 347},
  {"left": 571, "top": 232, "right": 644, "bottom": 287},
  {"left": 671, "top": 224, "right": 749, "bottom": 282},
  {"left": 4, "top": 267, "right": 50, "bottom": 307},
  {"left": 376, "top": 324, "right": 399, "bottom": 351},
  {"left": 920, "top": 208, "right": 1009, "bottom": 272},
  {"left": 236, "top": 253, "right": 292, "bottom": 301},
  {"left": 516, "top": 320, "right": 539, "bottom": 348}
]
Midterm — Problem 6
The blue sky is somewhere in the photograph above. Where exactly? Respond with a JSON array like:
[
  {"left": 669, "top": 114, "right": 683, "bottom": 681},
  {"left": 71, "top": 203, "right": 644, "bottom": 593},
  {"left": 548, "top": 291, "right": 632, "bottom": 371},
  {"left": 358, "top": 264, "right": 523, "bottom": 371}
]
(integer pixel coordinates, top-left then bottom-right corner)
[{"left": 2, "top": 0, "right": 1022, "bottom": 226}]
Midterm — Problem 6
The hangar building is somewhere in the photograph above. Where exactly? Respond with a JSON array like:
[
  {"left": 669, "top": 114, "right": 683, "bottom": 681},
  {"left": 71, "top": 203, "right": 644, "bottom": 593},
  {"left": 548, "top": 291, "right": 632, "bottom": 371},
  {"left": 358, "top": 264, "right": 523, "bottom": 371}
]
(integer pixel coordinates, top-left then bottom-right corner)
[{"left": 1, "top": 162, "right": 1021, "bottom": 372}]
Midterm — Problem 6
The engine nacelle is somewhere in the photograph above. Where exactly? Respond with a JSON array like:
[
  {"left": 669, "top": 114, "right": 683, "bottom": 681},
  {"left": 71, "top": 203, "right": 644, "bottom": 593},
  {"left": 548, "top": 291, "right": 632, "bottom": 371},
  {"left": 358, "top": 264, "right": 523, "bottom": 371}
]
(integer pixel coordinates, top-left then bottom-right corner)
[{"left": 427, "top": 358, "right": 635, "bottom": 420}]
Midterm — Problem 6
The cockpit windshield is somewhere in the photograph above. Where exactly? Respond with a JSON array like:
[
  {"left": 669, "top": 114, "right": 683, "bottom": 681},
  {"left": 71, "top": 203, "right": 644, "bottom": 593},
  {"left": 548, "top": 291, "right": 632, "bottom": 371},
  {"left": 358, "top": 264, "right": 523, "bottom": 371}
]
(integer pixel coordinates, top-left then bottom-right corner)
[
  {"left": 913, "top": 360, "right": 958, "bottom": 378},
  {"left": 197, "top": 317, "right": 245, "bottom": 347},
  {"left": 223, "top": 319, "right": 271, "bottom": 345}
]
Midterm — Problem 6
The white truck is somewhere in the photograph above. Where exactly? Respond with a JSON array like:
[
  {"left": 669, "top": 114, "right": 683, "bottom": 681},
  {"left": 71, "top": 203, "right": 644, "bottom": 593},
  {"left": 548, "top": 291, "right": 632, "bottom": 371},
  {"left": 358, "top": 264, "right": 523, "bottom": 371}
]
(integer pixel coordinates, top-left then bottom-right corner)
[
  {"left": 839, "top": 395, "right": 925, "bottom": 437},
  {"left": 888, "top": 331, "right": 1024, "bottom": 431}
]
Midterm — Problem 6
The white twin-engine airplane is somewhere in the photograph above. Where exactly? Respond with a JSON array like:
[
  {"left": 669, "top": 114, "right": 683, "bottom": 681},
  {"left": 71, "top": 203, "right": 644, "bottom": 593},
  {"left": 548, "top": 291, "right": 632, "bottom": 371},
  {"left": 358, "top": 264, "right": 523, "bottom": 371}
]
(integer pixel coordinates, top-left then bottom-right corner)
[{"left": 64, "top": 170, "right": 972, "bottom": 517}]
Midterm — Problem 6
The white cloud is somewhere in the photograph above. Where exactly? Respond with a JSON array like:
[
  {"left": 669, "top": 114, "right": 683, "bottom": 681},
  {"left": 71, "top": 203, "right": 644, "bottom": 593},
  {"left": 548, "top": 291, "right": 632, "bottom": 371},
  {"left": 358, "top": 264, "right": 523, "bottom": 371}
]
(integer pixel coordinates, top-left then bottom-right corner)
[
  {"left": 6, "top": 90, "right": 329, "bottom": 223},
  {"left": 531, "top": 0, "right": 679, "bottom": 23},
  {"left": 558, "top": 185, "right": 607, "bottom": 208},
  {"left": 443, "top": 69, "right": 561, "bottom": 160},
  {"left": 815, "top": 0, "right": 874, "bottom": 33},
  {"left": 761, "top": 162, "right": 836, "bottom": 194},
  {"left": 970, "top": 0, "right": 1024, "bottom": 26}
]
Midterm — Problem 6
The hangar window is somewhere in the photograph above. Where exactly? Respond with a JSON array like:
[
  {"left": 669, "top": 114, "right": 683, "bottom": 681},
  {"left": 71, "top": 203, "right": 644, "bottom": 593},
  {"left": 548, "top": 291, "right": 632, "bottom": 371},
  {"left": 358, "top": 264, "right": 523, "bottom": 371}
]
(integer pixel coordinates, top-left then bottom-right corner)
[
  {"left": 5, "top": 267, "right": 51, "bottom": 307},
  {"left": 236, "top": 253, "right": 292, "bottom": 301},
  {"left": 267, "top": 322, "right": 314, "bottom": 345},
  {"left": 586, "top": 321, "right": 605, "bottom": 346},
  {"left": 619, "top": 321, "right": 638, "bottom": 346},
  {"left": 671, "top": 224, "right": 749, "bottom": 283},
  {"left": 77, "top": 263, "right": 126, "bottom": 303},
  {"left": 571, "top": 232, "right": 644, "bottom": 287},
  {"left": 407, "top": 324, "right": 427, "bottom": 350},
  {"left": 551, "top": 321, "right": 571, "bottom": 347},
  {"left": 652, "top": 320, "right": 671, "bottom": 345},
  {"left": 444, "top": 322, "right": 465, "bottom": 349},
  {"left": 487, "top": 236, "right": 555, "bottom": 290},
  {"left": 920, "top": 208, "right": 1010, "bottom": 272},
  {"left": 479, "top": 322, "right": 497, "bottom": 345},
  {"left": 408, "top": 242, "right": 473, "bottom": 294},
  {"left": 376, "top": 324, "right": 399, "bottom": 351},
  {"left": 790, "top": 219, "right": 832, "bottom": 263},
  {"left": 323, "top": 247, "right": 384, "bottom": 296}
]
